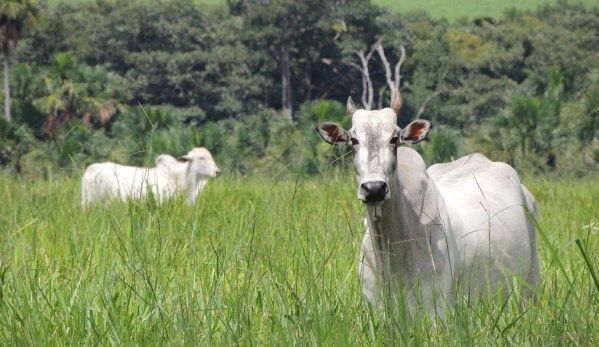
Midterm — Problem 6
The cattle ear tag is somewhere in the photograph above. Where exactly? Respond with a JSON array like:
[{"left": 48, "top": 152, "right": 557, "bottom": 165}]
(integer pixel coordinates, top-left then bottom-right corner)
[{"left": 316, "top": 122, "right": 350, "bottom": 146}]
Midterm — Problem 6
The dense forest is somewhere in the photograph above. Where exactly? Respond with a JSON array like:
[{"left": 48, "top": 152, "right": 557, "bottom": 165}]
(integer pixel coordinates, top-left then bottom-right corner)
[{"left": 0, "top": 0, "right": 597, "bottom": 177}]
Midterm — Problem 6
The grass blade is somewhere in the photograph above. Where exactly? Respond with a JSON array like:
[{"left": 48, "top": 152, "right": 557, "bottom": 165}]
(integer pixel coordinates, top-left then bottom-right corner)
[{"left": 575, "top": 239, "right": 599, "bottom": 293}]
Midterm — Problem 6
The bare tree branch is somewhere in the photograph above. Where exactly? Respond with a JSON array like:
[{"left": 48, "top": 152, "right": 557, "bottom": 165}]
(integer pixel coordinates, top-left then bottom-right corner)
[
  {"left": 377, "top": 86, "right": 386, "bottom": 110},
  {"left": 361, "top": 69, "right": 368, "bottom": 109},
  {"left": 348, "top": 40, "right": 408, "bottom": 111},
  {"left": 415, "top": 90, "right": 443, "bottom": 119},
  {"left": 348, "top": 44, "right": 377, "bottom": 110},
  {"left": 394, "top": 45, "right": 406, "bottom": 87},
  {"left": 347, "top": 61, "right": 365, "bottom": 74},
  {"left": 375, "top": 41, "right": 395, "bottom": 92},
  {"left": 375, "top": 40, "right": 405, "bottom": 105}
]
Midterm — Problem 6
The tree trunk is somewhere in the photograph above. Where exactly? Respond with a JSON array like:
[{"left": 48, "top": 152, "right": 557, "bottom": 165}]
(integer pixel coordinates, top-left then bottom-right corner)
[
  {"left": 3, "top": 58, "right": 11, "bottom": 122},
  {"left": 280, "top": 43, "right": 293, "bottom": 119}
]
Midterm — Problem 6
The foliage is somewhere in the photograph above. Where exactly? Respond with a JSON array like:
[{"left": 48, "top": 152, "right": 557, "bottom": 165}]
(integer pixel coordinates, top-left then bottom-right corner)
[
  {"left": 0, "top": 0, "right": 597, "bottom": 175},
  {"left": 31, "top": 52, "right": 129, "bottom": 136},
  {"left": 0, "top": 0, "right": 40, "bottom": 56},
  {"left": 0, "top": 117, "right": 36, "bottom": 166},
  {"left": 419, "top": 125, "right": 461, "bottom": 164},
  {"left": 0, "top": 0, "right": 41, "bottom": 122}
]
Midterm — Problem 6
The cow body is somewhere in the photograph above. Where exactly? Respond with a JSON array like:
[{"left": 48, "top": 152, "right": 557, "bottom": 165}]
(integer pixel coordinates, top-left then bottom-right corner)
[
  {"left": 429, "top": 153, "right": 539, "bottom": 296},
  {"left": 317, "top": 91, "right": 539, "bottom": 316},
  {"left": 358, "top": 150, "right": 539, "bottom": 314},
  {"left": 81, "top": 147, "right": 220, "bottom": 205},
  {"left": 81, "top": 160, "right": 178, "bottom": 204}
]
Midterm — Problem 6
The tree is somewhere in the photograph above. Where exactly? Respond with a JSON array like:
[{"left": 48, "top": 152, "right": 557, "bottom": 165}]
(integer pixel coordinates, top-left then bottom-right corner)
[
  {"left": 348, "top": 39, "right": 442, "bottom": 122},
  {"left": 0, "top": 0, "right": 39, "bottom": 122},
  {"left": 55, "top": 0, "right": 268, "bottom": 123},
  {"left": 32, "top": 53, "right": 128, "bottom": 137},
  {"left": 347, "top": 41, "right": 377, "bottom": 110},
  {"left": 237, "top": 0, "right": 335, "bottom": 119}
]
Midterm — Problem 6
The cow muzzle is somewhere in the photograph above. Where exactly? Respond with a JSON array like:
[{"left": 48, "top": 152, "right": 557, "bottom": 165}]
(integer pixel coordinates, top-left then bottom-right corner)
[{"left": 359, "top": 180, "right": 389, "bottom": 204}]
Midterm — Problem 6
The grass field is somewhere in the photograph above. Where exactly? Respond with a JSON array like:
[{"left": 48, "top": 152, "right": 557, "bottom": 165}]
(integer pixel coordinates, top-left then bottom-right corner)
[
  {"left": 0, "top": 171, "right": 597, "bottom": 344},
  {"left": 44, "top": 0, "right": 599, "bottom": 20},
  {"left": 374, "top": 0, "right": 599, "bottom": 20}
]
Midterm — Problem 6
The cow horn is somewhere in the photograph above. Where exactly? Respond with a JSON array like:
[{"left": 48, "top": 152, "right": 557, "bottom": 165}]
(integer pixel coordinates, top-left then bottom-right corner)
[
  {"left": 390, "top": 88, "right": 402, "bottom": 114},
  {"left": 347, "top": 96, "right": 356, "bottom": 115}
]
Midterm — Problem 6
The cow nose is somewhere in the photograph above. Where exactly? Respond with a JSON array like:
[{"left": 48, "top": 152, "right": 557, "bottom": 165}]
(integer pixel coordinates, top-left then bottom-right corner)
[
  {"left": 215, "top": 168, "right": 221, "bottom": 176},
  {"left": 360, "top": 181, "right": 389, "bottom": 203}
]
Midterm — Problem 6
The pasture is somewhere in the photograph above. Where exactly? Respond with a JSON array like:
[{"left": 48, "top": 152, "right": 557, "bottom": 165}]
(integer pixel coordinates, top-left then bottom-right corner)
[
  {"left": 0, "top": 172, "right": 596, "bottom": 344},
  {"left": 375, "top": 0, "right": 599, "bottom": 20},
  {"left": 45, "top": 0, "right": 599, "bottom": 20}
]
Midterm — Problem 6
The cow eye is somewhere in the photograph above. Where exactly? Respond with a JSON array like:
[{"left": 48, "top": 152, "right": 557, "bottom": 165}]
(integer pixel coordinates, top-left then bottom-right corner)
[
  {"left": 390, "top": 136, "right": 399, "bottom": 145},
  {"left": 350, "top": 138, "right": 359, "bottom": 145}
]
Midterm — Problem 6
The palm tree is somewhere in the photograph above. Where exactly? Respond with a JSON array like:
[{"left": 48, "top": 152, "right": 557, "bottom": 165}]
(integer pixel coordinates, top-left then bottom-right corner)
[
  {"left": 0, "top": 0, "right": 40, "bottom": 122},
  {"left": 33, "top": 53, "right": 129, "bottom": 137}
]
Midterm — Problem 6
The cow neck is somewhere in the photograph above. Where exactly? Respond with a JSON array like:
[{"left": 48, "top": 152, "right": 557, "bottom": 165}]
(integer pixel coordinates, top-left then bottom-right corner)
[
  {"left": 365, "top": 148, "right": 432, "bottom": 283},
  {"left": 185, "top": 170, "right": 208, "bottom": 203},
  {"left": 190, "top": 178, "right": 208, "bottom": 201}
]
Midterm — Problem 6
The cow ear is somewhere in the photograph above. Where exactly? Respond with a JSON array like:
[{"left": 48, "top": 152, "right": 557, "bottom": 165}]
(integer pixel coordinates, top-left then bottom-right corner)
[
  {"left": 176, "top": 155, "right": 191, "bottom": 163},
  {"left": 401, "top": 120, "right": 431, "bottom": 144},
  {"left": 316, "top": 122, "right": 350, "bottom": 146}
]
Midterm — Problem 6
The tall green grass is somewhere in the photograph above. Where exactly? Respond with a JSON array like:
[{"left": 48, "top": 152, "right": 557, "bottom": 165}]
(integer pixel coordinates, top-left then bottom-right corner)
[{"left": 0, "top": 172, "right": 597, "bottom": 344}]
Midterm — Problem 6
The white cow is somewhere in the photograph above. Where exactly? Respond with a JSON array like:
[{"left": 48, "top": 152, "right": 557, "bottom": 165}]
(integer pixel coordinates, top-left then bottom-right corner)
[
  {"left": 317, "top": 90, "right": 539, "bottom": 317},
  {"left": 81, "top": 147, "right": 220, "bottom": 205}
]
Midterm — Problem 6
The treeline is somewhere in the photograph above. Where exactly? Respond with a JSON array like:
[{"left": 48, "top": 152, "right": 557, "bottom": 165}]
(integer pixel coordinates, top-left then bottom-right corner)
[{"left": 0, "top": 0, "right": 597, "bottom": 177}]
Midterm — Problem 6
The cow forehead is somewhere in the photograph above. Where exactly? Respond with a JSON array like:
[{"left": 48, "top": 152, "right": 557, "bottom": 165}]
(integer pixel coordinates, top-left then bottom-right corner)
[
  {"left": 351, "top": 108, "right": 397, "bottom": 138},
  {"left": 187, "top": 147, "right": 212, "bottom": 157}
]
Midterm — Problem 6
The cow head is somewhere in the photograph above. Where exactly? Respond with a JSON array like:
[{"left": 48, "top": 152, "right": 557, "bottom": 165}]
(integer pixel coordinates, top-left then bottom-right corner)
[
  {"left": 316, "top": 90, "right": 431, "bottom": 205},
  {"left": 177, "top": 147, "right": 221, "bottom": 178}
]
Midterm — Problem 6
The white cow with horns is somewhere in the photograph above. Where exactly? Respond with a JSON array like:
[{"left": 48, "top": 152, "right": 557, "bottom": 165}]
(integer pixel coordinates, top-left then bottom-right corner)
[
  {"left": 81, "top": 147, "right": 220, "bottom": 205},
  {"left": 316, "top": 90, "right": 539, "bottom": 316}
]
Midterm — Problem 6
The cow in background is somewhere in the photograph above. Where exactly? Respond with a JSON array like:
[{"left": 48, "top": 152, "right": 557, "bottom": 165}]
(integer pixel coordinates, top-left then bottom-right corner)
[{"left": 81, "top": 147, "right": 220, "bottom": 205}]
